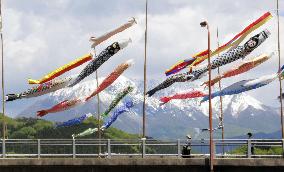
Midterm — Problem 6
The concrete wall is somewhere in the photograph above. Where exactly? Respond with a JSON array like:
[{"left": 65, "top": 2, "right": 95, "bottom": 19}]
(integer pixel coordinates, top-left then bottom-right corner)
[{"left": 0, "top": 158, "right": 284, "bottom": 172}]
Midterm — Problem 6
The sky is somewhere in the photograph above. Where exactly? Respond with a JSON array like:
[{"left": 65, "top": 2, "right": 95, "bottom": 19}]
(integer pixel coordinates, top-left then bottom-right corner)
[{"left": 1, "top": 0, "right": 284, "bottom": 117}]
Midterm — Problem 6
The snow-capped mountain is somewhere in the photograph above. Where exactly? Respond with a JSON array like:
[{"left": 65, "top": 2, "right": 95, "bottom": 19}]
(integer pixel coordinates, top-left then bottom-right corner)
[{"left": 18, "top": 76, "right": 281, "bottom": 139}]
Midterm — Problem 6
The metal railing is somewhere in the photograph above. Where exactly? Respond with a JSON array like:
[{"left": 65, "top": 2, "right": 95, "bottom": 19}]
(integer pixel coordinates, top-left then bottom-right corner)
[{"left": 0, "top": 138, "right": 284, "bottom": 158}]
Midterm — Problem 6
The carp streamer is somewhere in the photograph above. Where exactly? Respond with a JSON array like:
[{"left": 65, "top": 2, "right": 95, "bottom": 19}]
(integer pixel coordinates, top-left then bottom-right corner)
[
  {"left": 28, "top": 54, "right": 92, "bottom": 84},
  {"left": 72, "top": 128, "right": 98, "bottom": 138},
  {"left": 5, "top": 76, "right": 75, "bottom": 102},
  {"left": 37, "top": 59, "right": 133, "bottom": 117},
  {"left": 55, "top": 113, "right": 93, "bottom": 128},
  {"left": 147, "top": 29, "right": 270, "bottom": 97},
  {"left": 201, "top": 65, "right": 284, "bottom": 103},
  {"left": 159, "top": 90, "right": 207, "bottom": 105},
  {"left": 101, "top": 86, "right": 134, "bottom": 118},
  {"left": 72, "top": 101, "right": 134, "bottom": 138},
  {"left": 165, "top": 12, "right": 272, "bottom": 76},
  {"left": 85, "top": 59, "right": 134, "bottom": 101},
  {"left": 202, "top": 53, "right": 272, "bottom": 87},
  {"left": 90, "top": 18, "right": 136, "bottom": 48},
  {"left": 37, "top": 99, "right": 83, "bottom": 117},
  {"left": 101, "top": 101, "right": 134, "bottom": 130},
  {"left": 68, "top": 39, "right": 132, "bottom": 87}
]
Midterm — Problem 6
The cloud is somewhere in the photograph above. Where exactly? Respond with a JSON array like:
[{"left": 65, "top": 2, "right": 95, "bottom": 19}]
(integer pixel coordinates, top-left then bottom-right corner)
[{"left": 1, "top": 0, "right": 284, "bottom": 116}]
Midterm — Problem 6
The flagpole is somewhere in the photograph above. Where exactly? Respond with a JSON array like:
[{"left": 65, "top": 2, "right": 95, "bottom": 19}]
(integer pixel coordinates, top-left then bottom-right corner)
[
  {"left": 216, "top": 28, "right": 224, "bottom": 154},
  {"left": 142, "top": 0, "right": 148, "bottom": 138},
  {"left": 96, "top": 70, "right": 101, "bottom": 156},
  {"left": 276, "top": 0, "right": 284, "bottom": 142},
  {"left": 93, "top": 48, "right": 101, "bottom": 156},
  {"left": 200, "top": 21, "right": 214, "bottom": 172},
  {"left": 0, "top": 0, "right": 6, "bottom": 149}
]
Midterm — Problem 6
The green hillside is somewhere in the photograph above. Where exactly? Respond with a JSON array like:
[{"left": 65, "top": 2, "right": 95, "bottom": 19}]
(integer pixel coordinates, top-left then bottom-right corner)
[{"left": 0, "top": 114, "right": 140, "bottom": 139}]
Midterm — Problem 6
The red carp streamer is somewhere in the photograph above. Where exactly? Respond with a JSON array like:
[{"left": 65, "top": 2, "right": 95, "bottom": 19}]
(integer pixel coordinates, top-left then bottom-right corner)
[
  {"left": 37, "top": 99, "right": 83, "bottom": 117},
  {"left": 160, "top": 90, "right": 207, "bottom": 105}
]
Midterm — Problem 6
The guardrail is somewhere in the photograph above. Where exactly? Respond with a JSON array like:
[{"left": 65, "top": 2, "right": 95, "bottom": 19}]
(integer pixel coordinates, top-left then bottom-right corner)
[{"left": 1, "top": 139, "right": 284, "bottom": 158}]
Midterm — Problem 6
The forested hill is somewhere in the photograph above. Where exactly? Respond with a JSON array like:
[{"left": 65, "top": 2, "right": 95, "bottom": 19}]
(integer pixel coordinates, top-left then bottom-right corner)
[{"left": 0, "top": 114, "right": 139, "bottom": 139}]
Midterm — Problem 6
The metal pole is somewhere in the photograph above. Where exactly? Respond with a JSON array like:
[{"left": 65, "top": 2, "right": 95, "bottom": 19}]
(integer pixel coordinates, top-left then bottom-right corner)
[
  {"left": 141, "top": 138, "right": 146, "bottom": 158},
  {"left": 0, "top": 0, "right": 6, "bottom": 147},
  {"left": 216, "top": 28, "right": 225, "bottom": 155},
  {"left": 96, "top": 70, "right": 101, "bottom": 156},
  {"left": 37, "top": 139, "right": 41, "bottom": 159},
  {"left": 142, "top": 0, "right": 148, "bottom": 138},
  {"left": 1, "top": 138, "right": 5, "bottom": 158},
  {"left": 72, "top": 138, "right": 76, "bottom": 158},
  {"left": 107, "top": 139, "right": 111, "bottom": 158},
  {"left": 247, "top": 139, "right": 252, "bottom": 158},
  {"left": 177, "top": 139, "right": 181, "bottom": 158},
  {"left": 276, "top": 0, "right": 284, "bottom": 143},
  {"left": 201, "top": 21, "right": 214, "bottom": 172},
  {"left": 93, "top": 48, "right": 101, "bottom": 156}
]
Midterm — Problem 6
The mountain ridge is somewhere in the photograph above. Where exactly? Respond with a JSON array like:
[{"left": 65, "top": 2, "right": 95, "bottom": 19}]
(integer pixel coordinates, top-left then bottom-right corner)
[{"left": 17, "top": 75, "right": 281, "bottom": 139}]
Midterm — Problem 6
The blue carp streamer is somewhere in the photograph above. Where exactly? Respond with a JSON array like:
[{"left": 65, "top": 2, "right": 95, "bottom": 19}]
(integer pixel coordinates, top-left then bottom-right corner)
[
  {"left": 201, "top": 65, "right": 284, "bottom": 103},
  {"left": 101, "top": 101, "right": 134, "bottom": 130},
  {"left": 56, "top": 113, "right": 92, "bottom": 128}
]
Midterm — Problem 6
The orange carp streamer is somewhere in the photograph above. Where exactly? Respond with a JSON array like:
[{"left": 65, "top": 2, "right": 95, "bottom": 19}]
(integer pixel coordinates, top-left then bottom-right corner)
[
  {"left": 85, "top": 59, "right": 134, "bottom": 101},
  {"left": 202, "top": 53, "right": 272, "bottom": 87}
]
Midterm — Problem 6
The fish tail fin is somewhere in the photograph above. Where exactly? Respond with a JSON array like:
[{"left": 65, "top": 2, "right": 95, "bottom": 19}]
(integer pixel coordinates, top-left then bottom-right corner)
[
  {"left": 37, "top": 110, "right": 48, "bottom": 117},
  {"left": 200, "top": 96, "right": 209, "bottom": 104},
  {"left": 85, "top": 96, "right": 91, "bottom": 102},
  {"left": 28, "top": 79, "right": 40, "bottom": 84},
  {"left": 279, "top": 64, "right": 284, "bottom": 75},
  {"left": 160, "top": 97, "right": 170, "bottom": 105},
  {"left": 101, "top": 113, "right": 108, "bottom": 118},
  {"left": 146, "top": 89, "right": 156, "bottom": 97},
  {"left": 67, "top": 78, "right": 80, "bottom": 87}
]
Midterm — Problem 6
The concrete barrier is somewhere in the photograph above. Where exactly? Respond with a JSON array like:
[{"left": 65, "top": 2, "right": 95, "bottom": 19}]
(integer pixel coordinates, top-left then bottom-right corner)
[{"left": 0, "top": 158, "right": 283, "bottom": 172}]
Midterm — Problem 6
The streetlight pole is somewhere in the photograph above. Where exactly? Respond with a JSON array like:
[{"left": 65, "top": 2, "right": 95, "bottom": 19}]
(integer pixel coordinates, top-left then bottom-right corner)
[{"left": 200, "top": 21, "right": 214, "bottom": 172}]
